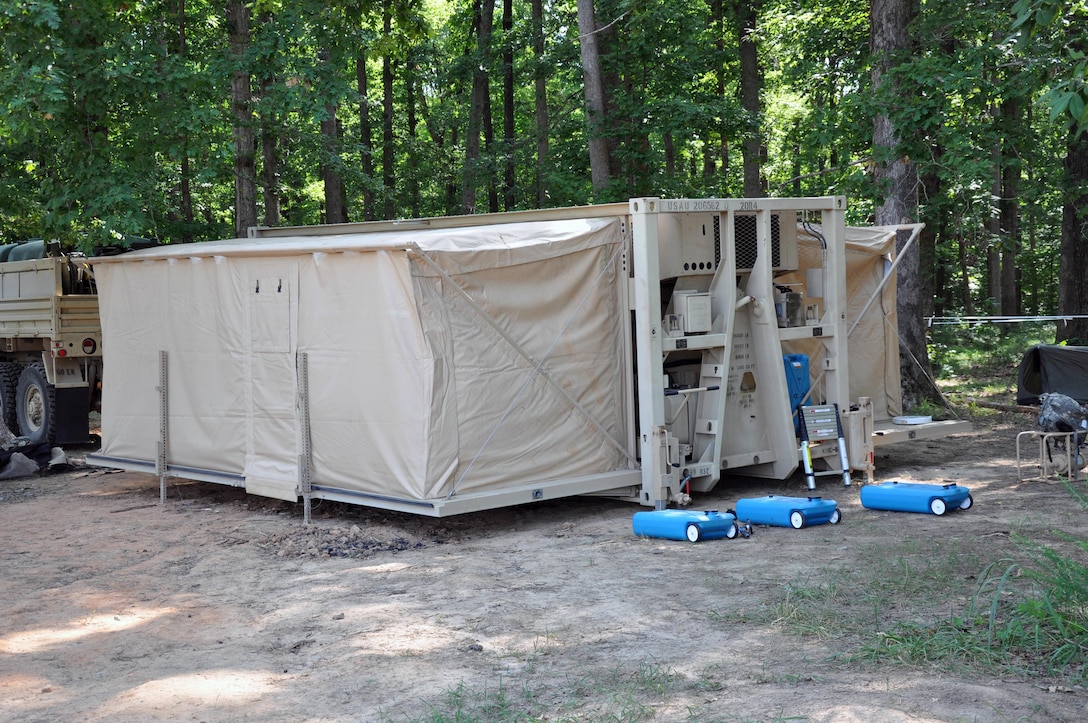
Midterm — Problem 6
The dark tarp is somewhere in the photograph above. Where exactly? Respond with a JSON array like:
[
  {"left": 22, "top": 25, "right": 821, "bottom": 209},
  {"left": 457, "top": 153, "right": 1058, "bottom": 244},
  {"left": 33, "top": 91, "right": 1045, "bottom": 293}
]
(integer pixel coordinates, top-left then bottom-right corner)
[{"left": 1016, "top": 344, "right": 1088, "bottom": 405}]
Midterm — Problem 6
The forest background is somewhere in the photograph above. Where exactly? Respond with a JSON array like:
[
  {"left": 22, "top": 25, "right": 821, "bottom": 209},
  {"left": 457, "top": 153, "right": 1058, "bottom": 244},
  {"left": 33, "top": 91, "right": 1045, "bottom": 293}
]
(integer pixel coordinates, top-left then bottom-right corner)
[{"left": 1, "top": 0, "right": 1086, "bottom": 404}]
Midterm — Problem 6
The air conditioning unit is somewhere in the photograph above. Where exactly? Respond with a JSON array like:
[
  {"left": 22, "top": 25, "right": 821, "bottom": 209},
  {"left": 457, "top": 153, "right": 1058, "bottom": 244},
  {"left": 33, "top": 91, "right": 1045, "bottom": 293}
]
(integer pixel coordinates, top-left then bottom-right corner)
[{"left": 657, "top": 211, "right": 799, "bottom": 278}]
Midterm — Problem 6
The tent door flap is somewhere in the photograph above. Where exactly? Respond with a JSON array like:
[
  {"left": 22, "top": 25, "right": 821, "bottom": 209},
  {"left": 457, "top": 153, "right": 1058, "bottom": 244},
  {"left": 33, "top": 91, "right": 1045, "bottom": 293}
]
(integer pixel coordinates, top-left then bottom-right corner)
[{"left": 243, "top": 264, "right": 300, "bottom": 501}]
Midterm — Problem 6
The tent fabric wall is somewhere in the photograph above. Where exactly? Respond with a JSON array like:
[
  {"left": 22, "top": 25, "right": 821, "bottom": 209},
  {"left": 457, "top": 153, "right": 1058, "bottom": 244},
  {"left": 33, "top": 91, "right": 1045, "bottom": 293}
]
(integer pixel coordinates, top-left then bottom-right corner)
[
  {"left": 1016, "top": 344, "right": 1088, "bottom": 405},
  {"left": 779, "top": 225, "right": 902, "bottom": 421},
  {"left": 93, "top": 217, "right": 630, "bottom": 505},
  {"left": 410, "top": 242, "right": 630, "bottom": 497}
]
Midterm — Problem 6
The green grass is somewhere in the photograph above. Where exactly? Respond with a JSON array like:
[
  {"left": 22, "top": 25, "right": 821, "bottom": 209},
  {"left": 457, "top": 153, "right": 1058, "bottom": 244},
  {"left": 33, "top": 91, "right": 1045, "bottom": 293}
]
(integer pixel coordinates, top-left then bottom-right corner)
[
  {"left": 709, "top": 537, "right": 984, "bottom": 645},
  {"left": 712, "top": 522, "right": 1088, "bottom": 685},
  {"left": 929, "top": 322, "right": 1054, "bottom": 406},
  {"left": 384, "top": 660, "right": 689, "bottom": 723}
]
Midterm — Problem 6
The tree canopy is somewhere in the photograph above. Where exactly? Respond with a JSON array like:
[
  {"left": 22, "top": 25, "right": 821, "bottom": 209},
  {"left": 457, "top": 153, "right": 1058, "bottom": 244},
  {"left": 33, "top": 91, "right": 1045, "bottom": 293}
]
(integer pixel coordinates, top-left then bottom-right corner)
[{"left": 0, "top": 0, "right": 1083, "bottom": 323}]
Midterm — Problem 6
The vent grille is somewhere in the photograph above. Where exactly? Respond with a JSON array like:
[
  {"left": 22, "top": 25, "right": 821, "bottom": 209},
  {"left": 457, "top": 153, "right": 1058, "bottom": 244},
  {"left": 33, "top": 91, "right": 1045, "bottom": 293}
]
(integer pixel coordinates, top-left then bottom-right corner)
[{"left": 711, "top": 214, "right": 783, "bottom": 270}]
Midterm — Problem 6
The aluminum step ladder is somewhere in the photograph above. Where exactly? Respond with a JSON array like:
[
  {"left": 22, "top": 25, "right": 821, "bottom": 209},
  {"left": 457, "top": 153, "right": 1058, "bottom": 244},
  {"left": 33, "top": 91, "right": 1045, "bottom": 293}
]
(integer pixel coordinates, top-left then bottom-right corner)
[{"left": 799, "top": 403, "right": 852, "bottom": 489}]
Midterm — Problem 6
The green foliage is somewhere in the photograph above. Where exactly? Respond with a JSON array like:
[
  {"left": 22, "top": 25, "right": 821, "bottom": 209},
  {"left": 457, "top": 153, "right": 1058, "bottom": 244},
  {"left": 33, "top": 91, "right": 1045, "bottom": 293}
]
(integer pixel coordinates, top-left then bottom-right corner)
[
  {"left": 1012, "top": 0, "right": 1088, "bottom": 134},
  {"left": 928, "top": 322, "right": 1054, "bottom": 413},
  {"left": 0, "top": 0, "right": 1075, "bottom": 321}
]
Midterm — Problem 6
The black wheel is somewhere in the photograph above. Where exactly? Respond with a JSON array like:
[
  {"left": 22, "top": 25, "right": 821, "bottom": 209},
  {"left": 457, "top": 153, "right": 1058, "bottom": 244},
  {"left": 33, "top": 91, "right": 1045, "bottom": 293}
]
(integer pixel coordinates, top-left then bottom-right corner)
[
  {"left": 685, "top": 523, "right": 701, "bottom": 543},
  {"left": 929, "top": 497, "right": 947, "bottom": 516},
  {"left": 959, "top": 494, "right": 973, "bottom": 511},
  {"left": 789, "top": 510, "right": 806, "bottom": 529},
  {"left": 16, "top": 362, "right": 55, "bottom": 445},
  {"left": 726, "top": 523, "right": 738, "bottom": 539},
  {"left": 829, "top": 509, "right": 842, "bottom": 525},
  {"left": 0, "top": 361, "right": 21, "bottom": 434}
]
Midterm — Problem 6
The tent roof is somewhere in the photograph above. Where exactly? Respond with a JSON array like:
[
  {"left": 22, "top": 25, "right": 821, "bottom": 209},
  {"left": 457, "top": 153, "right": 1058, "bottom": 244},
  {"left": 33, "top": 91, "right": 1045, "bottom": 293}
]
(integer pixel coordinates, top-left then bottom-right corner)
[{"left": 88, "top": 217, "right": 622, "bottom": 264}]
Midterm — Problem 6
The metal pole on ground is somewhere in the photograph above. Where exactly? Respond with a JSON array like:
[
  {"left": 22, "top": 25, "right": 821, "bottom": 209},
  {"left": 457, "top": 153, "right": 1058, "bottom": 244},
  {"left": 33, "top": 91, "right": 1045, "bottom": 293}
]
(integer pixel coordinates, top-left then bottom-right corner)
[
  {"left": 157, "top": 350, "right": 168, "bottom": 504},
  {"left": 297, "top": 351, "right": 313, "bottom": 525}
]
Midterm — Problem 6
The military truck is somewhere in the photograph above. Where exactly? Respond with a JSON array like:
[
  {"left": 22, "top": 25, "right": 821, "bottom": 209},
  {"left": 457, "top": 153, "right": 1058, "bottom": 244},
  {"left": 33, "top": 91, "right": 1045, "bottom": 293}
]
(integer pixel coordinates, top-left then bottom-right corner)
[{"left": 0, "top": 238, "right": 102, "bottom": 445}]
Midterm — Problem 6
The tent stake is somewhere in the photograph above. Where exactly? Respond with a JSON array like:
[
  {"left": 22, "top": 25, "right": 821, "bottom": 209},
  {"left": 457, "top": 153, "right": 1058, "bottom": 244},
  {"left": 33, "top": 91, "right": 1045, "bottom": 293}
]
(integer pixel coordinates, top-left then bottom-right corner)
[
  {"left": 297, "top": 351, "right": 313, "bottom": 525},
  {"left": 157, "top": 350, "right": 168, "bottom": 505}
]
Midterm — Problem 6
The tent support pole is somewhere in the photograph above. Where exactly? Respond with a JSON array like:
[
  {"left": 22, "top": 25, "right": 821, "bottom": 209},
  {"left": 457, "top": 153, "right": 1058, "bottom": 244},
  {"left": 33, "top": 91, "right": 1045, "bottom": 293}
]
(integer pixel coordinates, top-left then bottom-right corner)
[
  {"left": 157, "top": 350, "right": 168, "bottom": 505},
  {"left": 297, "top": 351, "right": 313, "bottom": 525},
  {"left": 847, "top": 224, "right": 922, "bottom": 338}
]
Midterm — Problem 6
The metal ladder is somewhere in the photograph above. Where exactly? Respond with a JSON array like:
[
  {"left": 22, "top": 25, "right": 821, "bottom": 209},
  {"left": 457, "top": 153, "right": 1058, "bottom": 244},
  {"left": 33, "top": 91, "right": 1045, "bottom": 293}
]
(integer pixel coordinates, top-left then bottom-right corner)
[{"left": 799, "top": 403, "right": 852, "bottom": 489}]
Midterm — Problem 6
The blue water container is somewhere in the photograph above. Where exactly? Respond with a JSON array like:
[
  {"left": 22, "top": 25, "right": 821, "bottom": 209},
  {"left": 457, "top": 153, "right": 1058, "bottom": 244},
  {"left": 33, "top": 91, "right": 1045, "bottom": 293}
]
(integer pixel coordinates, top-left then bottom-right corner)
[
  {"left": 632, "top": 509, "right": 739, "bottom": 543},
  {"left": 734, "top": 495, "right": 841, "bottom": 529},
  {"left": 783, "top": 354, "right": 810, "bottom": 435},
  {"left": 860, "top": 481, "right": 973, "bottom": 515}
]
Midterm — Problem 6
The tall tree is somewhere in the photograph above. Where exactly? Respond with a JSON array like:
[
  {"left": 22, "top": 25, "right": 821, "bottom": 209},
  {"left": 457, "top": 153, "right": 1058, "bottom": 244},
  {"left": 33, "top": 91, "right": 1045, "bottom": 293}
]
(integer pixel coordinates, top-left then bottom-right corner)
[
  {"left": 501, "top": 0, "right": 516, "bottom": 210},
  {"left": 228, "top": 1, "right": 258, "bottom": 237},
  {"left": 462, "top": 0, "right": 495, "bottom": 213},
  {"left": 357, "top": 49, "right": 377, "bottom": 221},
  {"left": 317, "top": 48, "right": 348, "bottom": 224},
  {"left": 736, "top": 1, "right": 762, "bottom": 197},
  {"left": 382, "top": 0, "right": 396, "bottom": 219},
  {"left": 1013, "top": 0, "right": 1088, "bottom": 342},
  {"left": 532, "top": 0, "right": 548, "bottom": 206},
  {"left": 576, "top": 0, "right": 612, "bottom": 193},
  {"left": 1000, "top": 95, "right": 1021, "bottom": 316},
  {"left": 871, "top": 0, "right": 936, "bottom": 408},
  {"left": 169, "top": 0, "right": 196, "bottom": 241},
  {"left": 709, "top": 0, "right": 728, "bottom": 191},
  {"left": 405, "top": 56, "right": 422, "bottom": 217},
  {"left": 255, "top": 10, "right": 282, "bottom": 228}
]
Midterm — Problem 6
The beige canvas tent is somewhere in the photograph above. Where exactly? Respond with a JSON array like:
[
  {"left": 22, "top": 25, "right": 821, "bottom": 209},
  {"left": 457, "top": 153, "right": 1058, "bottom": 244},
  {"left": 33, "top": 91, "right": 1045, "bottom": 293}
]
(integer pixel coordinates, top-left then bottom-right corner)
[
  {"left": 89, "top": 216, "right": 639, "bottom": 513},
  {"left": 87, "top": 198, "right": 964, "bottom": 516}
]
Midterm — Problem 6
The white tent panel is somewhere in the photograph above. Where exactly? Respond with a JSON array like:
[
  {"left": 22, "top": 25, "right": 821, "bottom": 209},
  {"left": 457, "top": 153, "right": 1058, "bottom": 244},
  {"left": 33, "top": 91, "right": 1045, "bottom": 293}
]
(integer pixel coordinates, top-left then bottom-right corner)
[
  {"left": 298, "top": 250, "right": 445, "bottom": 501},
  {"left": 167, "top": 257, "right": 249, "bottom": 475}
]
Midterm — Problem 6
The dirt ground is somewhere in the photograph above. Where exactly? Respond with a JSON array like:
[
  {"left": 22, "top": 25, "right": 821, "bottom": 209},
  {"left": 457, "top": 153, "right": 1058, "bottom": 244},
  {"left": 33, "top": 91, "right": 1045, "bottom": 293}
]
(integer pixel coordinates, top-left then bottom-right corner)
[{"left": 2, "top": 420, "right": 1088, "bottom": 722}]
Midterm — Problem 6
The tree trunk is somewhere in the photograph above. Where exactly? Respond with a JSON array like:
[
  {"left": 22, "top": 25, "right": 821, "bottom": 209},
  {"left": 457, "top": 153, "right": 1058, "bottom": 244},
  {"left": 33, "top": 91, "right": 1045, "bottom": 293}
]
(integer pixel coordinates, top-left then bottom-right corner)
[
  {"left": 260, "top": 100, "right": 280, "bottom": 227},
  {"left": 382, "top": 2, "right": 396, "bottom": 219},
  {"left": 1026, "top": 138, "right": 1040, "bottom": 314},
  {"left": 576, "top": 0, "right": 611, "bottom": 193},
  {"left": 228, "top": 1, "right": 257, "bottom": 238},
  {"left": 317, "top": 45, "right": 347, "bottom": 225},
  {"left": 710, "top": 0, "right": 726, "bottom": 191},
  {"left": 484, "top": 76, "right": 499, "bottom": 213},
  {"left": 502, "top": 0, "right": 516, "bottom": 210},
  {"left": 406, "top": 59, "right": 421, "bottom": 218},
  {"left": 174, "top": 0, "right": 194, "bottom": 240},
  {"left": 357, "top": 49, "right": 375, "bottom": 221},
  {"left": 737, "top": 1, "right": 762, "bottom": 198},
  {"left": 919, "top": 33, "right": 954, "bottom": 319},
  {"left": 664, "top": 133, "right": 676, "bottom": 178},
  {"left": 416, "top": 78, "right": 458, "bottom": 215},
  {"left": 462, "top": 0, "right": 495, "bottom": 214},
  {"left": 1057, "top": 128, "right": 1088, "bottom": 344},
  {"left": 919, "top": 156, "right": 941, "bottom": 318},
  {"left": 957, "top": 232, "right": 975, "bottom": 315},
  {"left": 1000, "top": 96, "right": 1020, "bottom": 317},
  {"left": 532, "top": 0, "right": 548, "bottom": 206},
  {"left": 987, "top": 102, "right": 1002, "bottom": 308},
  {"left": 321, "top": 103, "right": 347, "bottom": 224},
  {"left": 871, "top": 0, "right": 933, "bottom": 409},
  {"left": 256, "top": 11, "right": 280, "bottom": 228}
]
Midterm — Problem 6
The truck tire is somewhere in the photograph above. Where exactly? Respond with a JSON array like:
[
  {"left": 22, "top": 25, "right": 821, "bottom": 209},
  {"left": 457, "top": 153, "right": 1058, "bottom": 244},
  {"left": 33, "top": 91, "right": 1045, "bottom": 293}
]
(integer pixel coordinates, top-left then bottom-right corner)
[
  {"left": 16, "top": 362, "right": 55, "bottom": 445},
  {"left": 0, "top": 362, "right": 21, "bottom": 434}
]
